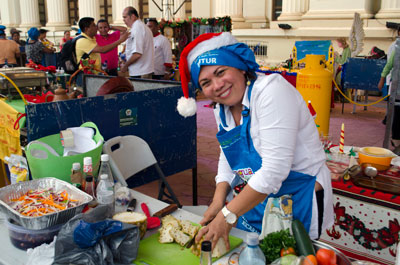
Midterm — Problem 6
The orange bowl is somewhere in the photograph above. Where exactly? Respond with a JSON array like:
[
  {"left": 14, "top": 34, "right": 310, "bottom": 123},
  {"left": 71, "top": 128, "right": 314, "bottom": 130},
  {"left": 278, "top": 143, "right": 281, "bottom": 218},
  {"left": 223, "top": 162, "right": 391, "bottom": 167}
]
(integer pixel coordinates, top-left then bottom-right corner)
[{"left": 358, "top": 147, "right": 396, "bottom": 171}]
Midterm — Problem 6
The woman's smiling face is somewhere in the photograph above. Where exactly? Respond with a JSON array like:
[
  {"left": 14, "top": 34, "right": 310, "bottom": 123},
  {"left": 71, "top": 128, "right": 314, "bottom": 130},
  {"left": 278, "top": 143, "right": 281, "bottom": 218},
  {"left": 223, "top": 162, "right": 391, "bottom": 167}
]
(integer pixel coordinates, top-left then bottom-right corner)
[{"left": 198, "top": 65, "right": 246, "bottom": 107}]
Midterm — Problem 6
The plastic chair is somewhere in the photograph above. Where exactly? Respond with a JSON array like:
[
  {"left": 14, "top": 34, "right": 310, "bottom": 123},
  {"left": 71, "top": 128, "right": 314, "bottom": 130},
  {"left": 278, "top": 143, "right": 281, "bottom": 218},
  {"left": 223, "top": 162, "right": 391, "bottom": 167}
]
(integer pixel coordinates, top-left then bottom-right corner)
[{"left": 103, "top": 135, "right": 181, "bottom": 207}]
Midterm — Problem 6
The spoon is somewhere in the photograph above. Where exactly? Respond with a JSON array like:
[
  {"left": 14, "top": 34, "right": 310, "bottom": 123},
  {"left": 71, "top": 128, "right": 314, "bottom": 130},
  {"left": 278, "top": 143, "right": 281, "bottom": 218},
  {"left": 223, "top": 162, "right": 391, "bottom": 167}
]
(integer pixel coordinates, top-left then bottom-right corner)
[
  {"left": 141, "top": 202, "right": 161, "bottom": 229},
  {"left": 364, "top": 166, "right": 378, "bottom": 179}
]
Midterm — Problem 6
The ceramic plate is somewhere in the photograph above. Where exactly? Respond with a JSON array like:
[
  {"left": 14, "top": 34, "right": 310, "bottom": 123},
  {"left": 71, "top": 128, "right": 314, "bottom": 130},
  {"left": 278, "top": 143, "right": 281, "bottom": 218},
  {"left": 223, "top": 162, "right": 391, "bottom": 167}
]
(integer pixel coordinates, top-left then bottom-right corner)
[
  {"left": 330, "top": 146, "right": 358, "bottom": 157},
  {"left": 391, "top": 156, "right": 400, "bottom": 167}
]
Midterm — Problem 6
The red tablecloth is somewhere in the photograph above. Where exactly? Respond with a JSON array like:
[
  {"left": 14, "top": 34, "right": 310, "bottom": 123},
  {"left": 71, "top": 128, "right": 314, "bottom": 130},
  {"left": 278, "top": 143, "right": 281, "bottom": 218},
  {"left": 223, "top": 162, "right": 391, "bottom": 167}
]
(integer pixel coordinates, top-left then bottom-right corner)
[{"left": 326, "top": 160, "right": 400, "bottom": 207}]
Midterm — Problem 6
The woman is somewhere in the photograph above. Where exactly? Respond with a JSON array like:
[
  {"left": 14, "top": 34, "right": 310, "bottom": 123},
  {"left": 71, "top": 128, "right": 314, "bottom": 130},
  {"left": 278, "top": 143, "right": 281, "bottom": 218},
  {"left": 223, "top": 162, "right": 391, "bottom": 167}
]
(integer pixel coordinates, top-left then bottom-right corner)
[
  {"left": 334, "top": 37, "right": 351, "bottom": 65},
  {"left": 25, "top": 27, "right": 54, "bottom": 65},
  {"left": 177, "top": 32, "right": 333, "bottom": 249},
  {"left": 60, "top": 30, "right": 71, "bottom": 51}
]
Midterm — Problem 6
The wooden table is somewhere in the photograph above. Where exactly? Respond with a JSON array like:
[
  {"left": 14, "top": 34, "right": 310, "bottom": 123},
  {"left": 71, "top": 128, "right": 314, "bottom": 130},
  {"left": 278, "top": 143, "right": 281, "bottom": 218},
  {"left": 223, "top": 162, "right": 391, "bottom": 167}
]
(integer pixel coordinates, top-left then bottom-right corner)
[{"left": 321, "top": 159, "right": 400, "bottom": 265}]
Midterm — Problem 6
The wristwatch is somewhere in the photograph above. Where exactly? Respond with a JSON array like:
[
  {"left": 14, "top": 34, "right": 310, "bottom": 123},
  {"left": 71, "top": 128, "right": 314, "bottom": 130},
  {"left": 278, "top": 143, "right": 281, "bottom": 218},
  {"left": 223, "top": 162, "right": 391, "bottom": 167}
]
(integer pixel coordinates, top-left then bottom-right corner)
[{"left": 221, "top": 206, "right": 237, "bottom": 225}]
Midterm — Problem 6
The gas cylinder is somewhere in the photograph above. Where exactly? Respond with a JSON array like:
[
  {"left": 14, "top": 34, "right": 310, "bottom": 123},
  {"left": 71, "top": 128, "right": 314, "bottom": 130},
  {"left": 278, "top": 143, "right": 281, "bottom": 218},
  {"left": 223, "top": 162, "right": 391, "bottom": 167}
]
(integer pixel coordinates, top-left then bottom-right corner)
[{"left": 296, "top": 54, "right": 333, "bottom": 136}]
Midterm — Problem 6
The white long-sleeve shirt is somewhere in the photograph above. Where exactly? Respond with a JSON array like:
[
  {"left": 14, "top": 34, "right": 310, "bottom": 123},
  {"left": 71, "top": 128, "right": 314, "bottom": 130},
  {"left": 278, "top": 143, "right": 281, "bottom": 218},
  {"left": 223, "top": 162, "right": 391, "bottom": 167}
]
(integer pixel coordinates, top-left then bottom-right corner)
[
  {"left": 153, "top": 34, "right": 172, "bottom": 75},
  {"left": 214, "top": 73, "right": 334, "bottom": 239}
]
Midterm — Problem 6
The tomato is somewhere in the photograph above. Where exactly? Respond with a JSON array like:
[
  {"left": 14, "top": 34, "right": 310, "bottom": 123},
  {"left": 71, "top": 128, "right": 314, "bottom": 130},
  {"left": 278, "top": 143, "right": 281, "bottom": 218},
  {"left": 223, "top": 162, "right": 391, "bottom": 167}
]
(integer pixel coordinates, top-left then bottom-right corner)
[
  {"left": 316, "top": 248, "right": 337, "bottom": 265},
  {"left": 303, "top": 255, "right": 318, "bottom": 265},
  {"left": 280, "top": 247, "right": 296, "bottom": 257}
]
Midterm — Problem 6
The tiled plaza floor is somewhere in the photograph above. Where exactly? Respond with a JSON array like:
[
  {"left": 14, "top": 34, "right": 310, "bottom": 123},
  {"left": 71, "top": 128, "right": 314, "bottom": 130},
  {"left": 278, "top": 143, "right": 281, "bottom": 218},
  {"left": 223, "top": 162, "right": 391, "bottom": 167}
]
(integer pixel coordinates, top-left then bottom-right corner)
[{"left": 136, "top": 96, "right": 388, "bottom": 206}]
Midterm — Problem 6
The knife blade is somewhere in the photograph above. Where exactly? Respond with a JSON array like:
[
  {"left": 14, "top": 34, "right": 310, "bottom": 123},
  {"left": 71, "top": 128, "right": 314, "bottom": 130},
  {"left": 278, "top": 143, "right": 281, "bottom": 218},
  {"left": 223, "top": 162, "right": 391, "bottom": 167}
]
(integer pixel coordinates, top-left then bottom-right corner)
[
  {"left": 127, "top": 198, "right": 137, "bottom": 212},
  {"left": 185, "top": 220, "right": 211, "bottom": 249},
  {"left": 152, "top": 204, "right": 178, "bottom": 218}
]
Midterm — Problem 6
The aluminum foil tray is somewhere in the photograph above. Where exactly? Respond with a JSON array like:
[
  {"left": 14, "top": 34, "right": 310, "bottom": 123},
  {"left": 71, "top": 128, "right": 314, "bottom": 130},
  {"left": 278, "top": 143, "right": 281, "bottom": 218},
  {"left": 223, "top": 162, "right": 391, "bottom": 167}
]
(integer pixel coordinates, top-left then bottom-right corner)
[{"left": 0, "top": 177, "right": 93, "bottom": 230}]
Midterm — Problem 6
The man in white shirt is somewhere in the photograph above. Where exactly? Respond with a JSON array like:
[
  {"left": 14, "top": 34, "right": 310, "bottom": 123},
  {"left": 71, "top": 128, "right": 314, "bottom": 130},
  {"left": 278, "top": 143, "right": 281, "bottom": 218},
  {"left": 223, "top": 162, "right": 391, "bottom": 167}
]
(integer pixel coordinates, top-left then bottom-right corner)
[
  {"left": 146, "top": 18, "right": 173, "bottom": 80},
  {"left": 121, "top": 6, "right": 154, "bottom": 78}
]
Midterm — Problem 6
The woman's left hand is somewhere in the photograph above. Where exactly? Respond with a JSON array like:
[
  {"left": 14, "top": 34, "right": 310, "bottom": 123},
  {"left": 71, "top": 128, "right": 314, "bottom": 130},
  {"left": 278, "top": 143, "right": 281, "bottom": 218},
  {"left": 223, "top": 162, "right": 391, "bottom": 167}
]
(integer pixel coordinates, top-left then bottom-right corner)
[{"left": 196, "top": 211, "right": 232, "bottom": 251}]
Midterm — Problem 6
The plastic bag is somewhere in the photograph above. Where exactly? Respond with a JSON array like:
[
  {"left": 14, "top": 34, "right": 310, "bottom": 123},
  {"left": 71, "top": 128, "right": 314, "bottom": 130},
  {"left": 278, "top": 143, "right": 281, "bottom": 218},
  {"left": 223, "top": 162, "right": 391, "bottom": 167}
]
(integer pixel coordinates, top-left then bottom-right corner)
[
  {"left": 4, "top": 154, "right": 29, "bottom": 183},
  {"left": 53, "top": 205, "right": 140, "bottom": 265}
]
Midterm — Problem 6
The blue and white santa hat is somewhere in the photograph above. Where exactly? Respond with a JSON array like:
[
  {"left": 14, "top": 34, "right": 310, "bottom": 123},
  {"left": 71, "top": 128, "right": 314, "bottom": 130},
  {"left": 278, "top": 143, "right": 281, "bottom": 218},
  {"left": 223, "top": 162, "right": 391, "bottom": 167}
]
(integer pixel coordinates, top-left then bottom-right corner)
[{"left": 177, "top": 32, "right": 258, "bottom": 117}]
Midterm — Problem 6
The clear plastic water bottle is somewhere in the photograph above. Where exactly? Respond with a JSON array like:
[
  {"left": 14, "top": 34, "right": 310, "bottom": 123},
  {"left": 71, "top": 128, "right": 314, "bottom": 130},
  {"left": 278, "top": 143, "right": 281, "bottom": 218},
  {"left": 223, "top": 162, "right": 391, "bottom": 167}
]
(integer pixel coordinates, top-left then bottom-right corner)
[
  {"left": 239, "top": 232, "right": 266, "bottom": 265},
  {"left": 101, "top": 60, "right": 108, "bottom": 72},
  {"left": 98, "top": 154, "right": 114, "bottom": 186},
  {"left": 96, "top": 174, "right": 115, "bottom": 218},
  {"left": 3, "top": 58, "right": 9, "bottom": 68}
]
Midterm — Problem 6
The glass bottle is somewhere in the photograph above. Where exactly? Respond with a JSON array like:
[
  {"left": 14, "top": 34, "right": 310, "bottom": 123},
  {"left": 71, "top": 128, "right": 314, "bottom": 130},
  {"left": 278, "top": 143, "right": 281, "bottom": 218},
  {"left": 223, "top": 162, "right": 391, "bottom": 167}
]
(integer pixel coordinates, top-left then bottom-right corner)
[
  {"left": 83, "top": 157, "right": 97, "bottom": 207},
  {"left": 200, "top": 241, "right": 212, "bottom": 265},
  {"left": 239, "top": 232, "right": 266, "bottom": 265},
  {"left": 70, "top": 162, "right": 82, "bottom": 189}
]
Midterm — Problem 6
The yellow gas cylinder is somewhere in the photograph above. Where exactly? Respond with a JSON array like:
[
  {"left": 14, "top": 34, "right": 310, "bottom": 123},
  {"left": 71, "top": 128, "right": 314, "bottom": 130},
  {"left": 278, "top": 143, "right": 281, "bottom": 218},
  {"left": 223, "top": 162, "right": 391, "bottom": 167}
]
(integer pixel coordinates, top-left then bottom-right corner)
[{"left": 296, "top": 54, "right": 333, "bottom": 136}]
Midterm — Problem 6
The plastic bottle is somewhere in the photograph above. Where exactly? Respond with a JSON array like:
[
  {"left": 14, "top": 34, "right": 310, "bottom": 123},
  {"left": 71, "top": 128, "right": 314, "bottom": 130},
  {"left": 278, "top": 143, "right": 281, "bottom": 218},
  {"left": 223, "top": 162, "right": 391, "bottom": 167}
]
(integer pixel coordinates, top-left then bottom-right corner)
[
  {"left": 3, "top": 58, "right": 9, "bottom": 68},
  {"left": 83, "top": 157, "right": 97, "bottom": 207},
  {"left": 70, "top": 162, "right": 82, "bottom": 189},
  {"left": 101, "top": 60, "right": 108, "bottom": 72},
  {"left": 96, "top": 174, "right": 115, "bottom": 217},
  {"left": 98, "top": 154, "right": 114, "bottom": 186},
  {"left": 199, "top": 241, "right": 212, "bottom": 265},
  {"left": 238, "top": 232, "right": 266, "bottom": 265}
]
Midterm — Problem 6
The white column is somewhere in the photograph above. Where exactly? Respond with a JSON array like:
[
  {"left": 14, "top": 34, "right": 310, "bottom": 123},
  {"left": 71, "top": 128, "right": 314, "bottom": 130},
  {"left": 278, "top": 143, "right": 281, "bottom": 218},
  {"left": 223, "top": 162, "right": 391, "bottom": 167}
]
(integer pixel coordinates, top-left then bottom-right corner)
[
  {"left": 0, "top": 0, "right": 21, "bottom": 28},
  {"left": 243, "top": 0, "right": 268, "bottom": 29},
  {"left": 278, "top": 0, "right": 309, "bottom": 21},
  {"left": 45, "top": 0, "right": 70, "bottom": 30},
  {"left": 149, "top": 0, "right": 163, "bottom": 19},
  {"left": 19, "top": 0, "right": 41, "bottom": 29},
  {"left": 174, "top": 0, "right": 186, "bottom": 20},
  {"left": 213, "top": 0, "right": 245, "bottom": 28},
  {"left": 303, "top": 0, "right": 375, "bottom": 19},
  {"left": 191, "top": 0, "right": 212, "bottom": 18},
  {"left": 112, "top": 0, "right": 138, "bottom": 25},
  {"left": 375, "top": 0, "right": 400, "bottom": 19},
  {"left": 79, "top": 0, "right": 101, "bottom": 21},
  {"left": 213, "top": 0, "right": 244, "bottom": 22}
]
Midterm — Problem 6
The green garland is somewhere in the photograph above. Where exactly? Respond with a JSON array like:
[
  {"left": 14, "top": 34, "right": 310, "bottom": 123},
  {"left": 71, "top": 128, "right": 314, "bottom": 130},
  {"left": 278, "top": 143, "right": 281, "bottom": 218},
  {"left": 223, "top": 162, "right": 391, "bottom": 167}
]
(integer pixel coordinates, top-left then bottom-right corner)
[{"left": 159, "top": 16, "right": 232, "bottom": 32}]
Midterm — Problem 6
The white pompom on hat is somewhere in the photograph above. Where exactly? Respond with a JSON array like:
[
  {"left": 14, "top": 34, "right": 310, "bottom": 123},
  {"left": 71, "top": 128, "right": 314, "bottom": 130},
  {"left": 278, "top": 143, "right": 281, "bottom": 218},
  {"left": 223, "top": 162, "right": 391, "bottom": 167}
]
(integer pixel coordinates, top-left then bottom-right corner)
[{"left": 177, "top": 32, "right": 238, "bottom": 117}]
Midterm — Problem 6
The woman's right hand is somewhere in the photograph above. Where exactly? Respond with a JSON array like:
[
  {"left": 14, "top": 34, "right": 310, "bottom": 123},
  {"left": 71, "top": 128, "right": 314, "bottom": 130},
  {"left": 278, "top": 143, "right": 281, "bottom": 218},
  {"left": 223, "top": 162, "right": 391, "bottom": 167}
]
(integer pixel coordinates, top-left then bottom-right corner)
[
  {"left": 200, "top": 200, "right": 224, "bottom": 226},
  {"left": 378, "top": 77, "right": 385, "bottom": 91}
]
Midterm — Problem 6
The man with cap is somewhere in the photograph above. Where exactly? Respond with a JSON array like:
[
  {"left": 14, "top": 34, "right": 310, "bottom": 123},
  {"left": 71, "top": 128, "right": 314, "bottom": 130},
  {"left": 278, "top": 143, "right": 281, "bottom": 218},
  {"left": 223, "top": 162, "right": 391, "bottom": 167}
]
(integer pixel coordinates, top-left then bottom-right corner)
[
  {"left": 176, "top": 32, "right": 334, "bottom": 249},
  {"left": 121, "top": 6, "right": 154, "bottom": 78},
  {"left": 25, "top": 27, "right": 55, "bottom": 65},
  {"left": 0, "top": 25, "right": 20, "bottom": 67},
  {"left": 146, "top": 18, "right": 173, "bottom": 80}
]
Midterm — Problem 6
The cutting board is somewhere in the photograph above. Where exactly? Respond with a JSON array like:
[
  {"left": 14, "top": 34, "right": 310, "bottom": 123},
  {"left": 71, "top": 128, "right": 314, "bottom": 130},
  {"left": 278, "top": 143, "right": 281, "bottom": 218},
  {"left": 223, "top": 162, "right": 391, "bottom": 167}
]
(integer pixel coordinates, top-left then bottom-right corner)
[{"left": 133, "top": 232, "right": 243, "bottom": 265}]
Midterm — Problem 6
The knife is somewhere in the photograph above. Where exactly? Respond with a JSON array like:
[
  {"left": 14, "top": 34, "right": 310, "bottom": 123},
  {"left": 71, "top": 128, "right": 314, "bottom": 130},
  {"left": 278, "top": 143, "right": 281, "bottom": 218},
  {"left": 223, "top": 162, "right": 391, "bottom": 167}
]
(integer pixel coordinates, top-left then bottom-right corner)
[
  {"left": 127, "top": 198, "right": 137, "bottom": 212},
  {"left": 152, "top": 204, "right": 178, "bottom": 218},
  {"left": 185, "top": 220, "right": 211, "bottom": 249}
]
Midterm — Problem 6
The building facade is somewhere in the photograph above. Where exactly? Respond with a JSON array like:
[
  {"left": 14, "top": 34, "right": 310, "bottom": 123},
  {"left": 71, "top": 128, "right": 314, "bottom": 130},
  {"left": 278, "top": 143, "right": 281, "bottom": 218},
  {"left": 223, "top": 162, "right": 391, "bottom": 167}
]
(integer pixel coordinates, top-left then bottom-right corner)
[{"left": 0, "top": 0, "right": 399, "bottom": 64}]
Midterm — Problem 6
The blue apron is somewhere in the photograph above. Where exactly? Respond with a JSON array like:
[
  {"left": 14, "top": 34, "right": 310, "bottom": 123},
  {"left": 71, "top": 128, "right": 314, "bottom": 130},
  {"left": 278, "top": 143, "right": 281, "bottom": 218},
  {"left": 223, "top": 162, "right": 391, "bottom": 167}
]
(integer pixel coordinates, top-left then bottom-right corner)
[{"left": 216, "top": 81, "right": 316, "bottom": 233}]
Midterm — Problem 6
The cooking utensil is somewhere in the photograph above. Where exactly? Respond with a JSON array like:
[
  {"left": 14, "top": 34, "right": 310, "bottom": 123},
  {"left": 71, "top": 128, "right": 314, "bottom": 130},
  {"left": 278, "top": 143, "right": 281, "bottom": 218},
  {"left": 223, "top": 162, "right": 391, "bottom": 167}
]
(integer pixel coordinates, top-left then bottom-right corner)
[
  {"left": 127, "top": 198, "right": 137, "bottom": 212},
  {"left": 185, "top": 220, "right": 212, "bottom": 249},
  {"left": 134, "top": 231, "right": 243, "bottom": 265},
  {"left": 152, "top": 204, "right": 178, "bottom": 218},
  {"left": 364, "top": 166, "right": 378, "bottom": 179},
  {"left": 358, "top": 147, "right": 396, "bottom": 171},
  {"left": 141, "top": 202, "right": 161, "bottom": 229}
]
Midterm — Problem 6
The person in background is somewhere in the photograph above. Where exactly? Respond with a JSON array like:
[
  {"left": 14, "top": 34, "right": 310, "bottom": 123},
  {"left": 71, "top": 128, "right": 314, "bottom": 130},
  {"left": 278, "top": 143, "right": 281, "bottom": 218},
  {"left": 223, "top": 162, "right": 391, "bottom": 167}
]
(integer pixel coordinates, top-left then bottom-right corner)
[
  {"left": 378, "top": 37, "right": 400, "bottom": 155},
  {"left": 121, "top": 6, "right": 154, "bottom": 78},
  {"left": 74, "top": 17, "right": 129, "bottom": 86},
  {"left": 95, "top": 19, "right": 127, "bottom": 76},
  {"left": 176, "top": 32, "right": 333, "bottom": 249},
  {"left": 332, "top": 37, "right": 352, "bottom": 108},
  {"left": 60, "top": 30, "right": 71, "bottom": 51},
  {"left": 146, "top": 18, "right": 173, "bottom": 80},
  {"left": 0, "top": 25, "right": 20, "bottom": 67},
  {"left": 10, "top": 28, "right": 26, "bottom": 46},
  {"left": 25, "top": 27, "right": 54, "bottom": 65},
  {"left": 38, "top": 29, "right": 56, "bottom": 66}
]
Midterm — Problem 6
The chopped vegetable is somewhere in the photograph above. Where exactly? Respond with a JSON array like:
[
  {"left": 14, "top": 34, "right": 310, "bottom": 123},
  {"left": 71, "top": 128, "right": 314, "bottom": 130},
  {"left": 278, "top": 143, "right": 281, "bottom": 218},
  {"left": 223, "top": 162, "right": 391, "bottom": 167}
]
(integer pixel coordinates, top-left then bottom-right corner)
[
  {"left": 10, "top": 188, "right": 79, "bottom": 217},
  {"left": 259, "top": 229, "right": 297, "bottom": 264},
  {"left": 280, "top": 246, "right": 296, "bottom": 257}
]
